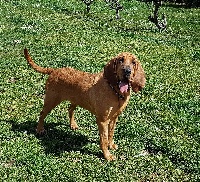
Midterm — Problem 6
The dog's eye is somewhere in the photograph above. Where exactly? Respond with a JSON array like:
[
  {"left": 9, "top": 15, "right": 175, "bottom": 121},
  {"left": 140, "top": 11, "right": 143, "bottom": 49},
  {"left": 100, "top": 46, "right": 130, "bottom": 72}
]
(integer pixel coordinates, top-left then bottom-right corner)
[
  {"left": 132, "top": 61, "right": 136, "bottom": 66},
  {"left": 119, "top": 58, "right": 124, "bottom": 64}
]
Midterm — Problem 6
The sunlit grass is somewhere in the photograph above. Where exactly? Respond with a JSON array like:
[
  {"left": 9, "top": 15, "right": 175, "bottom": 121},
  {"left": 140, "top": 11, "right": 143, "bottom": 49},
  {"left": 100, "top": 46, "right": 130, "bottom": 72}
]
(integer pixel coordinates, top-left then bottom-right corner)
[{"left": 0, "top": 0, "right": 199, "bottom": 181}]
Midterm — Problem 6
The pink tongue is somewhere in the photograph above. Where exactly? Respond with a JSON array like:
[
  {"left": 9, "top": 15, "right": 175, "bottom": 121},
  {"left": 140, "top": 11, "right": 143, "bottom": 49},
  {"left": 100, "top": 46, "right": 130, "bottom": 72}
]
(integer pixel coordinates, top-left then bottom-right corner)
[{"left": 119, "top": 82, "right": 129, "bottom": 93}]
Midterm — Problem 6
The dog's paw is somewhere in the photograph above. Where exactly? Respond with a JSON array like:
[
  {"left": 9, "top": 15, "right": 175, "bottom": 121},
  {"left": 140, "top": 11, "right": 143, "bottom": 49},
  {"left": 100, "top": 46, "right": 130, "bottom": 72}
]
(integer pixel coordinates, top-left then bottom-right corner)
[
  {"left": 109, "top": 144, "right": 118, "bottom": 150},
  {"left": 104, "top": 152, "right": 116, "bottom": 161},
  {"left": 36, "top": 128, "right": 46, "bottom": 136},
  {"left": 105, "top": 154, "right": 116, "bottom": 161},
  {"left": 70, "top": 123, "right": 79, "bottom": 130}
]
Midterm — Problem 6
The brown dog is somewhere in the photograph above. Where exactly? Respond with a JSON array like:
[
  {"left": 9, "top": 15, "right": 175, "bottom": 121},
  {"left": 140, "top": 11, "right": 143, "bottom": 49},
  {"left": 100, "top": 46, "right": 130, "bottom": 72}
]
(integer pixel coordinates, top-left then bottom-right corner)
[{"left": 24, "top": 49, "right": 146, "bottom": 160}]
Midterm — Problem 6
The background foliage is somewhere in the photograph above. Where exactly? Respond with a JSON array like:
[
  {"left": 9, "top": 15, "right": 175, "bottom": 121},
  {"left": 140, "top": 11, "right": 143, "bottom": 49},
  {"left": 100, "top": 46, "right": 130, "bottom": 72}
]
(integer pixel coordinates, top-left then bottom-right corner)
[
  {"left": 164, "top": 0, "right": 200, "bottom": 7},
  {"left": 0, "top": 0, "right": 199, "bottom": 181}
]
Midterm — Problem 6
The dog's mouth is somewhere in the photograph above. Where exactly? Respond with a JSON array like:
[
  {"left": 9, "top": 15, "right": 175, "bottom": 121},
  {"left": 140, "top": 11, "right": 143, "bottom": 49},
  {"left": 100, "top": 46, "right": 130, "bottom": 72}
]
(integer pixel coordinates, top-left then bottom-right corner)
[
  {"left": 118, "top": 79, "right": 130, "bottom": 94},
  {"left": 118, "top": 68, "right": 132, "bottom": 94},
  {"left": 118, "top": 67, "right": 131, "bottom": 94}
]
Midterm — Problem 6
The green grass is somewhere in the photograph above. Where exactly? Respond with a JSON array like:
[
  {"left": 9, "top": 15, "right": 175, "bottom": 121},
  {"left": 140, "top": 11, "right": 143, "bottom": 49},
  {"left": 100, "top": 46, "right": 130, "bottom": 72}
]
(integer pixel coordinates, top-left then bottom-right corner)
[{"left": 0, "top": 0, "right": 199, "bottom": 181}]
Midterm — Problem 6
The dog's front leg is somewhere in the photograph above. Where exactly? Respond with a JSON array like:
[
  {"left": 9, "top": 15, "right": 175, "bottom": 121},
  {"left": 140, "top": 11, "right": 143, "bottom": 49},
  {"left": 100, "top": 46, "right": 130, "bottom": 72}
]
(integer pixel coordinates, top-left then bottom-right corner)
[
  {"left": 97, "top": 118, "right": 116, "bottom": 161},
  {"left": 108, "top": 117, "right": 118, "bottom": 150}
]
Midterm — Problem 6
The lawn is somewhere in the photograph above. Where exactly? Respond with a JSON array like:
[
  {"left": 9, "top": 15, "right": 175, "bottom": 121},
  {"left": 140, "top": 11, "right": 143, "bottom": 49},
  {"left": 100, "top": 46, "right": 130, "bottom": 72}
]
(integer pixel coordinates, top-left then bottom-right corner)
[{"left": 0, "top": 0, "right": 199, "bottom": 181}]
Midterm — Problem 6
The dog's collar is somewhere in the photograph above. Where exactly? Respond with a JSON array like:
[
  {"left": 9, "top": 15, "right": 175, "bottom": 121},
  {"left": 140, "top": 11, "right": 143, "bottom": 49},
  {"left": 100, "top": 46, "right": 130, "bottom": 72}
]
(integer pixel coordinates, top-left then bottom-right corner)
[
  {"left": 103, "top": 73, "right": 130, "bottom": 100},
  {"left": 109, "top": 82, "right": 130, "bottom": 100},
  {"left": 109, "top": 83, "right": 125, "bottom": 100}
]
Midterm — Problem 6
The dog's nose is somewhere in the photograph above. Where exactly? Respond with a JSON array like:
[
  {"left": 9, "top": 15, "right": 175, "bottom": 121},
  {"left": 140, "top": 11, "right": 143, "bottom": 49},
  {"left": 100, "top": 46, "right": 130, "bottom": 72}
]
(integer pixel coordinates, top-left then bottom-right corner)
[{"left": 124, "top": 68, "right": 131, "bottom": 77}]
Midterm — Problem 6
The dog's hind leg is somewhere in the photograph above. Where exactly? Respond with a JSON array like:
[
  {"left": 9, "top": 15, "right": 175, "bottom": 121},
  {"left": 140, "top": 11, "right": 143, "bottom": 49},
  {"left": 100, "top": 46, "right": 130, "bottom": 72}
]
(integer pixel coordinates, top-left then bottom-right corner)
[
  {"left": 68, "top": 103, "right": 78, "bottom": 130},
  {"left": 36, "top": 91, "right": 62, "bottom": 134}
]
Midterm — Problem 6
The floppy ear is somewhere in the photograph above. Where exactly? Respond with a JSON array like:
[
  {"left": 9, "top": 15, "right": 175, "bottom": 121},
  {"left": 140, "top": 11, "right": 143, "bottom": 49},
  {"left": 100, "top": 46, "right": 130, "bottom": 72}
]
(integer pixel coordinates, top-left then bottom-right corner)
[
  {"left": 130, "top": 61, "right": 146, "bottom": 93},
  {"left": 134, "top": 61, "right": 138, "bottom": 73},
  {"left": 103, "top": 57, "right": 118, "bottom": 86}
]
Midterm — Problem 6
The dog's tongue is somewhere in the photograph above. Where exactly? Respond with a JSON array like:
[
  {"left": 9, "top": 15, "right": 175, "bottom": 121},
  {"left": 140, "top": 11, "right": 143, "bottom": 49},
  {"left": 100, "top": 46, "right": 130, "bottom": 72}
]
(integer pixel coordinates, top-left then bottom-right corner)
[{"left": 119, "top": 82, "right": 129, "bottom": 93}]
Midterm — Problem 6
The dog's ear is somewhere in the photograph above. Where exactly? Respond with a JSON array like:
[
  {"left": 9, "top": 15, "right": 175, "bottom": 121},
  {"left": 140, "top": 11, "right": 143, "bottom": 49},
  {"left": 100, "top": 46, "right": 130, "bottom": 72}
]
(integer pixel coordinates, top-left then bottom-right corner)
[
  {"left": 130, "top": 61, "right": 146, "bottom": 93},
  {"left": 134, "top": 60, "right": 138, "bottom": 73},
  {"left": 103, "top": 57, "right": 118, "bottom": 86}
]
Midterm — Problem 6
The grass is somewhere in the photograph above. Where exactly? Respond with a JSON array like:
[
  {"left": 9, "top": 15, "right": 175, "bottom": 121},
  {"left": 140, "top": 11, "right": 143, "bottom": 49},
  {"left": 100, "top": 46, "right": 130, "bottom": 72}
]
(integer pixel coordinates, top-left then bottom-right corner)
[{"left": 0, "top": 0, "right": 200, "bottom": 181}]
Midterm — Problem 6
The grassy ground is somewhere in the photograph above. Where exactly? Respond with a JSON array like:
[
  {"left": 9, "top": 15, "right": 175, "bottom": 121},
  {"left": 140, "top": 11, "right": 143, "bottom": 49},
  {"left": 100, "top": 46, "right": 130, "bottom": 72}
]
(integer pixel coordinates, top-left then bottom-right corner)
[{"left": 0, "top": 0, "right": 199, "bottom": 181}]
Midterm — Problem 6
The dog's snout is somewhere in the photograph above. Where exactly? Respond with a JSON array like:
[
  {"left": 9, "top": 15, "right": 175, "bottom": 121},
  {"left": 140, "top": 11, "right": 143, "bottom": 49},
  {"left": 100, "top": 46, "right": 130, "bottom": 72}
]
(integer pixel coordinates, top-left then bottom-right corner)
[
  {"left": 125, "top": 68, "right": 131, "bottom": 74},
  {"left": 124, "top": 67, "right": 131, "bottom": 76}
]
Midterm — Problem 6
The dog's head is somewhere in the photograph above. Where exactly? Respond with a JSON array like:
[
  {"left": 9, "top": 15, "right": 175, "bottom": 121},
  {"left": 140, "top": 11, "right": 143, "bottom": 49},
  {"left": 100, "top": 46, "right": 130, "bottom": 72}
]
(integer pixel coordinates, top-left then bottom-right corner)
[{"left": 104, "top": 52, "right": 146, "bottom": 94}]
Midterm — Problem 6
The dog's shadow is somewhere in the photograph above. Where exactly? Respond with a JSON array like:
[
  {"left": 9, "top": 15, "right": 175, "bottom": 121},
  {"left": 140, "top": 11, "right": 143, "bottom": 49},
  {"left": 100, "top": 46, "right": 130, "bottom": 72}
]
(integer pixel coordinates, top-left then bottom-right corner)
[{"left": 7, "top": 120, "right": 100, "bottom": 157}]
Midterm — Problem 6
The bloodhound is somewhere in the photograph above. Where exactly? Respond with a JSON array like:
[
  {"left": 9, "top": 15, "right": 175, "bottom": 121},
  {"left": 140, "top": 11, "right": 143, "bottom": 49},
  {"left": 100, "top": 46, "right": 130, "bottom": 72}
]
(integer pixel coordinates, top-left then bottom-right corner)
[{"left": 24, "top": 49, "right": 146, "bottom": 160}]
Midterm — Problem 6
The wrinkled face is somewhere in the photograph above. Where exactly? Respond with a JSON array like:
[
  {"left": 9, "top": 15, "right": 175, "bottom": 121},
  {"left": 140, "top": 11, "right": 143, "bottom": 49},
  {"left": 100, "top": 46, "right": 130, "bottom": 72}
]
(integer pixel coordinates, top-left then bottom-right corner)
[
  {"left": 115, "top": 53, "right": 138, "bottom": 93},
  {"left": 104, "top": 52, "right": 146, "bottom": 94}
]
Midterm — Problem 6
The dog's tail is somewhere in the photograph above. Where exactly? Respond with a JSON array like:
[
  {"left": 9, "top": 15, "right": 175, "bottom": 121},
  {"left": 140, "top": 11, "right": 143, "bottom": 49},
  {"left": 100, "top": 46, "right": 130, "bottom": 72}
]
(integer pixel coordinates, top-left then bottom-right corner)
[{"left": 24, "top": 48, "right": 54, "bottom": 75}]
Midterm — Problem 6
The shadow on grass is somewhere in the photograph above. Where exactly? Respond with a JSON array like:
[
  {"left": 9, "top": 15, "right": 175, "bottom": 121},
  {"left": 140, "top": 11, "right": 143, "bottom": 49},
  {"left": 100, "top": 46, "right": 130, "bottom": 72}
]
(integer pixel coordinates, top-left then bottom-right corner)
[
  {"left": 144, "top": 139, "right": 199, "bottom": 175},
  {"left": 6, "top": 120, "right": 102, "bottom": 158}
]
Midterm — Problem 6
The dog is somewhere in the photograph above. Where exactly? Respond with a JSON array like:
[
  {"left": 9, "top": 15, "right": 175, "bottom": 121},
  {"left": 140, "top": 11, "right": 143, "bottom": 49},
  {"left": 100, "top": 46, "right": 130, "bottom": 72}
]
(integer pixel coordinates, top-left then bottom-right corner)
[{"left": 24, "top": 48, "right": 146, "bottom": 160}]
